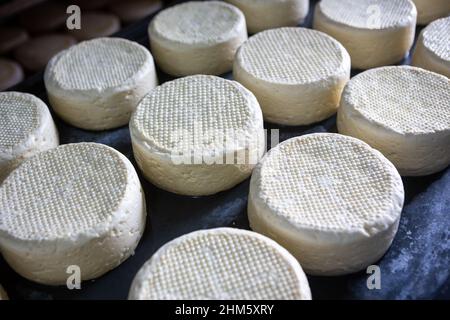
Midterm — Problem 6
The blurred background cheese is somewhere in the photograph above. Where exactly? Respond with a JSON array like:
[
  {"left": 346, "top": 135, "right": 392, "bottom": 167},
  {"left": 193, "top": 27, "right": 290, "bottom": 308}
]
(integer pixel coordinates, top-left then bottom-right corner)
[
  {"left": 234, "top": 27, "right": 350, "bottom": 126},
  {"left": 148, "top": 1, "right": 247, "bottom": 76},
  {"left": 0, "top": 91, "right": 58, "bottom": 182},
  {"left": 248, "top": 133, "right": 404, "bottom": 275},
  {"left": 0, "top": 143, "right": 146, "bottom": 285},
  {"left": 412, "top": 16, "right": 450, "bottom": 78},
  {"left": 314, "top": 0, "right": 417, "bottom": 69},
  {"left": 412, "top": 0, "right": 450, "bottom": 25},
  {"left": 129, "top": 228, "right": 312, "bottom": 300},
  {"left": 225, "top": 0, "right": 309, "bottom": 34},
  {"left": 0, "top": 59, "right": 24, "bottom": 91},
  {"left": 338, "top": 66, "right": 450, "bottom": 176}
]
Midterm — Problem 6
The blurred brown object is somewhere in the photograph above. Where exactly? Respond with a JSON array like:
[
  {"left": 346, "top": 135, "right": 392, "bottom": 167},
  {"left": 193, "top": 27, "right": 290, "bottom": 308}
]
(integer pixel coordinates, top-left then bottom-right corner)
[
  {"left": 69, "top": 12, "right": 120, "bottom": 41},
  {"left": 0, "top": 58, "right": 24, "bottom": 91},
  {"left": 0, "top": 27, "right": 29, "bottom": 54},
  {"left": 13, "top": 34, "right": 76, "bottom": 72},
  {"left": 69, "top": 0, "right": 112, "bottom": 10},
  {"left": 0, "top": 0, "right": 46, "bottom": 19},
  {"left": 19, "top": 1, "right": 68, "bottom": 34},
  {"left": 108, "top": 0, "right": 162, "bottom": 23}
]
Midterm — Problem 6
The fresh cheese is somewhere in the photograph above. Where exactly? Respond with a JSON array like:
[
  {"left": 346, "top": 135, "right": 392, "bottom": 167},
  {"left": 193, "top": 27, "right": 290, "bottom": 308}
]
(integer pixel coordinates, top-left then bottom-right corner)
[
  {"left": 248, "top": 133, "right": 404, "bottom": 276},
  {"left": 148, "top": 1, "right": 247, "bottom": 76},
  {"left": 313, "top": 0, "right": 417, "bottom": 69},
  {"left": 130, "top": 75, "right": 265, "bottom": 196},
  {"left": 44, "top": 38, "right": 158, "bottom": 131},
  {"left": 338, "top": 66, "right": 450, "bottom": 176},
  {"left": 129, "top": 228, "right": 312, "bottom": 300},
  {"left": 412, "top": 17, "right": 450, "bottom": 78},
  {"left": 0, "top": 143, "right": 146, "bottom": 285},
  {"left": 224, "top": 0, "right": 309, "bottom": 34},
  {"left": 412, "top": 0, "right": 450, "bottom": 25},
  {"left": 0, "top": 285, "right": 8, "bottom": 300},
  {"left": 234, "top": 27, "right": 350, "bottom": 126},
  {"left": 0, "top": 92, "right": 58, "bottom": 182}
]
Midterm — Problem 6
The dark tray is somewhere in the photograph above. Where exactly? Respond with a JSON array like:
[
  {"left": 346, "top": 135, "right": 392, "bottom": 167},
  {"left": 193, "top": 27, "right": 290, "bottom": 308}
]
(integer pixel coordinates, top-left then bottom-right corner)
[{"left": 0, "top": 0, "right": 449, "bottom": 300}]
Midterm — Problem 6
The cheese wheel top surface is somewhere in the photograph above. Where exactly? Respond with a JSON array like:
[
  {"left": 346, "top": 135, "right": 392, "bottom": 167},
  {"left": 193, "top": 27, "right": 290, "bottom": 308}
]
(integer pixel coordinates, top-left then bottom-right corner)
[
  {"left": 0, "top": 143, "right": 129, "bottom": 241},
  {"left": 253, "top": 133, "right": 403, "bottom": 234},
  {"left": 317, "top": 0, "right": 416, "bottom": 29},
  {"left": 0, "top": 92, "right": 45, "bottom": 149},
  {"left": 45, "top": 38, "right": 152, "bottom": 92},
  {"left": 150, "top": 1, "right": 245, "bottom": 45},
  {"left": 421, "top": 16, "right": 450, "bottom": 61},
  {"left": 131, "top": 75, "right": 261, "bottom": 155},
  {"left": 129, "top": 228, "right": 310, "bottom": 299},
  {"left": 236, "top": 27, "right": 349, "bottom": 84},
  {"left": 343, "top": 66, "right": 450, "bottom": 134}
]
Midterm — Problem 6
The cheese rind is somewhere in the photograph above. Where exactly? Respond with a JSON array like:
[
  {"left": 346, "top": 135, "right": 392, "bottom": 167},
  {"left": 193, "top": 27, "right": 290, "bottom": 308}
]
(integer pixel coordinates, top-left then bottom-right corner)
[
  {"left": 248, "top": 133, "right": 404, "bottom": 276},
  {"left": 234, "top": 27, "right": 350, "bottom": 125},
  {"left": 44, "top": 38, "right": 157, "bottom": 130},
  {"left": 313, "top": 0, "right": 417, "bottom": 69},
  {"left": 224, "top": 0, "right": 309, "bottom": 34},
  {"left": 412, "top": 17, "right": 450, "bottom": 78},
  {"left": 0, "top": 92, "right": 59, "bottom": 182},
  {"left": 0, "top": 143, "right": 146, "bottom": 285},
  {"left": 128, "top": 228, "right": 311, "bottom": 300},
  {"left": 412, "top": 0, "right": 450, "bottom": 25},
  {"left": 148, "top": 1, "right": 247, "bottom": 76},
  {"left": 130, "top": 75, "right": 265, "bottom": 196},
  {"left": 338, "top": 66, "right": 450, "bottom": 176}
]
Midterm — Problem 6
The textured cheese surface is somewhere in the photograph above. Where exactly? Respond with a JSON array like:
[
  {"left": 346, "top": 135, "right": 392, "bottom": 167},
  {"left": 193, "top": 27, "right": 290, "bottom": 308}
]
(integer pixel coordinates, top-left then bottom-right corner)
[
  {"left": 317, "top": 0, "right": 416, "bottom": 29},
  {"left": 129, "top": 228, "right": 311, "bottom": 300},
  {"left": 342, "top": 66, "right": 450, "bottom": 134},
  {"left": 131, "top": 75, "right": 257, "bottom": 154},
  {"left": 236, "top": 28, "right": 348, "bottom": 84},
  {"left": 0, "top": 143, "right": 128, "bottom": 241},
  {"left": 150, "top": 1, "right": 243, "bottom": 44},
  {"left": 254, "top": 134, "right": 400, "bottom": 232},
  {"left": 0, "top": 92, "right": 39, "bottom": 148},
  {"left": 421, "top": 17, "right": 450, "bottom": 61},
  {"left": 46, "top": 38, "right": 151, "bottom": 91}
]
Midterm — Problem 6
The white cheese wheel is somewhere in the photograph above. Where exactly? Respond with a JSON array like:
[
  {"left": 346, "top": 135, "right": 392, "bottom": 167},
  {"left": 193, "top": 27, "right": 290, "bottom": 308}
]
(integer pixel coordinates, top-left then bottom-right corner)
[
  {"left": 412, "top": 0, "right": 450, "bottom": 25},
  {"left": 412, "top": 17, "right": 450, "bottom": 78},
  {"left": 224, "top": 0, "right": 309, "bottom": 34},
  {"left": 248, "top": 133, "right": 404, "bottom": 276},
  {"left": 234, "top": 27, "right": 350, "bottom": 126},
  {"left": 0, "top": 285, "right": 8, "bottom": 300},
  {"left": 130, "top": 75, "right": 265, "bottom": 196},
  {"left": 338, "top": 66, "right": 450, "bottom": 176},
  {"left": 44, "top": 38, "right": 158, "bottom": 131},
  {"left": 0, "top": 143, "right": 146, "bottom": 285},
  {"left": 129, "top": 228, "right": 312, "bottom": 300},
  {"left": 313, "top": 0, "right": 417, "bottom": 69},
  {"left": 0, "top": 92, "right": 58, "bottom": 182},
  {"left": 148, "top": 1, "right": 247, "bottom": 76}
]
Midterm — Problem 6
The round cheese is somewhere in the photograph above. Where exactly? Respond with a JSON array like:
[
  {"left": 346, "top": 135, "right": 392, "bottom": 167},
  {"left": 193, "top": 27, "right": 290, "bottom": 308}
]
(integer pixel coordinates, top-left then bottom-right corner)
[
  {"left": 0, "top": 285, "right": 8, "bottom": 300},
  {"left": 69, "top": 12, "right": 121, "bottom": 41},
  {"left": 129, "top": 228, "right": 311, "bottom": 300},
  {"left": 234, "top": 27, "right": 350, "bottom": 126},
  {"left": 412, "top": 0, "right": 450, "bottom": 25},
  {"left": 0, "top": 92, "right": 58, "bottom": 182},
  {"left": 44, "top": 38, "right": 158, "bottom": 131},
  {"left": 248, "top": 133, "right": 404, "bottom": 276},
  {"left": 338, "top": 66, "right": 450, "bottom": 176},
  {"left": 0, "top": 143, "right": 146, "bottom": 285},
  {"left": 148, "top": 1, "right": 247, "bottom": 76},
  {"left": 130, "top": 75, "right": 265, "bottom": 196},
  {"left": 412, "top": 17, "right": 450, "bottom": 78},
  {"left": 224, "top": 0, "right": 309, "bottom": 34},
  {"left": 0, "top": 59, "right": 24, "bottom": 91},
  {"left": 313, "top": 0, "right": 417, "bottom": 69}
]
